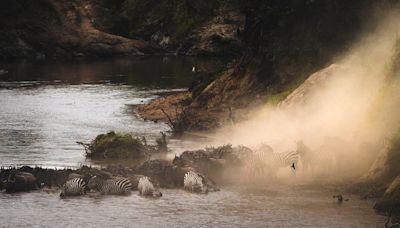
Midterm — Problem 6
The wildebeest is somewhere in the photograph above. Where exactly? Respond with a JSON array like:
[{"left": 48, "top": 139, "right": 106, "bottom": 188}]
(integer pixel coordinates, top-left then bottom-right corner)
[{"left": 5, "top": 171, "right": 38, "bottom": 193}]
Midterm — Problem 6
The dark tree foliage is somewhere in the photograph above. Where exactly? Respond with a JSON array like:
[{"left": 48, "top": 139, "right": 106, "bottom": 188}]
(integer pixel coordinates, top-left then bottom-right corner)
[{"left": 94, "top": 0, "right": 220, "bottom": 43}]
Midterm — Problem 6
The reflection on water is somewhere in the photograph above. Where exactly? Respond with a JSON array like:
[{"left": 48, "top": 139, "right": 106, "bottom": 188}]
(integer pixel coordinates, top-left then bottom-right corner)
[
  {"left": 0, "top": 57, "right": 224, "bottom": 167},
  {"left": 0, "top": 186, "right": 385, "bottom": 227},
  {"left": 0, "top": 56, "right": 224, "bottom": 87}
]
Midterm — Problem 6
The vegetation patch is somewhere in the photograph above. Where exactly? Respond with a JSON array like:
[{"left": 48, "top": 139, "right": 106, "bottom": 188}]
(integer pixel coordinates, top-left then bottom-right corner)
[
  {"left": 86, "top": 131, "right": 148, "bottom": 159},
  {"left": 84, "top": 131, "right": 169, "bottom": 159}
]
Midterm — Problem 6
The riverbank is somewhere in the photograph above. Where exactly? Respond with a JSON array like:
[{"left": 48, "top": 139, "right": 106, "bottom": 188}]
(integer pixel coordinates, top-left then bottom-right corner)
[
  {"left": 0, "top": 0, "right": 165, "bottom": 60},
  {"left": 0, "top": 0, "right": 244, "bottom": 60}
]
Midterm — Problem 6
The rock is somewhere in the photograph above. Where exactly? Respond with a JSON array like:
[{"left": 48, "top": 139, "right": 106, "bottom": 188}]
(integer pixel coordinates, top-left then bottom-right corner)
[
  {"left": 0, "top": 0, "right": 161, "bottom": 60},
  {"left": 151, "top": 32, "right": 170, "bottom": 48},
  {"left": 375, "top": 175, "right": 400, "bottom": 212},
  {"left": 333, "top": 194, "right": 349, "bottom": 203},
  {"left": 363, "top": 136, "right": 400, "bottom": 185},
  {"left": 179, "top": 7, "right": 244, "bottom": 56},
  {"left": 278, "top": 64, "right": 351, "bottom": 109}
]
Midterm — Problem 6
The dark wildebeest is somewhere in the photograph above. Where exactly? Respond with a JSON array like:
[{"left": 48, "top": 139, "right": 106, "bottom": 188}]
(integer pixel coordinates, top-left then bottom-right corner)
[{"left": 5, "top": 171, "right": 38, "bottom": 193}]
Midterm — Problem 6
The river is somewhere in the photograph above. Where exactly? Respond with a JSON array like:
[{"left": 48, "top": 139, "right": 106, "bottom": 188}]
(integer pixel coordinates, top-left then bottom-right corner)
[
  {"left": 0, "top": 57, "right": 216, "bottom": 167},
  {"left": 0, "top": 57, "right": 386, "bottom": 227}
]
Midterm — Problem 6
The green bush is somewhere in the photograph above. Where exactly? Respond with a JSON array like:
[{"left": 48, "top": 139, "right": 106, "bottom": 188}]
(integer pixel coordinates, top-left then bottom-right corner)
[{"left": 87, "top": 131, "right": 147, "bottom": 159}]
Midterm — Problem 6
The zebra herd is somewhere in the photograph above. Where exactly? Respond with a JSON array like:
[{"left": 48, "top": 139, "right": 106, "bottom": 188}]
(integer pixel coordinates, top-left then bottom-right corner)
[
  {"left": 60, "top": 170, "right": 208, "bottom": 198},
  {"left": 244, "top": 141, "right": 312, "bottom": 182},
  {"left": 60, "top": 175, "right": 134, "bottom": 197}
]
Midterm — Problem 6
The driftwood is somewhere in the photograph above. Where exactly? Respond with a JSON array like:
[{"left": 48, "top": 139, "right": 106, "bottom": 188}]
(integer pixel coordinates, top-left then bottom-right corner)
[
  {"left": 76, "top": 141, "right": 90, "bottom": 154},
  {"left": 161, "top": 107, "right": 192, "bottom": 136},
  {"left": 161, "top": 108, "right": 176, "bottom": 130},
  {"left": 156, "top": 132, "right": 168, "bottom": 153}
]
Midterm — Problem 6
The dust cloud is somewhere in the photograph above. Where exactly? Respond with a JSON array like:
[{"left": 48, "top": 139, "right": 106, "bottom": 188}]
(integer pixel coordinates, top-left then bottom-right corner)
[{"left": 212, "top": 10, "right": 400, "bottom": 180}]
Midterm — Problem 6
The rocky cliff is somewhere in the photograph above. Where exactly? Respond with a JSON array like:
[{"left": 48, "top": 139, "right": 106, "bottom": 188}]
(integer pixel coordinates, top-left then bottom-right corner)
[{"left": 0, "top": 0, "right": 161, "bottom": 60}]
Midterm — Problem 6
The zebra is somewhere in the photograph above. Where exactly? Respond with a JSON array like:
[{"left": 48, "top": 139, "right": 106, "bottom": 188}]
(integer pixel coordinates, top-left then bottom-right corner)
[
  {"left": 60, "top": 178, "right": 87, "bottom": 197},
  {"left": 295, "top": 140, "right": 313, "bottom": 171},
  {"left": 270, "top": 150, "right": 300, "bottom": 172},
  {"left": 245, "top": 151, "right": 270, "bottom": 182},
  {"left": 297, "top": 139, "right": 340, "bottom": 176},
  {"left": 184, "top": 171, "right": 207, "bottom": 193},
  {"left": 138, "top": 176, "right": 162, "bottom": 197},
  {"left": 87, "top": 176, "right": 132, "bottom": 195},
  {"left": 245, "top": 145, "right": 300, "bottom": 182},
  {"left": 244, "top": 144, "right": 276, "bottom": 182}
]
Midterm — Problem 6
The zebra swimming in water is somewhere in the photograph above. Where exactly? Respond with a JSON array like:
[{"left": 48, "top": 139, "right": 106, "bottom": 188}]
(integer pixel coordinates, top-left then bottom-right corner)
[
  {"left": 270, "top": 150, "right": 300, "bottom": 171},
  {"left": 60, "top": 178, "right": 87, "bottom": 197},
  {"left": 245, "top": 144, "right": 273, "bottom": 182},
  {"left": 244, "top": 144, "right": 300, "bottom": 182},
  {"left": 138, "top": 176, "right": 162, "bottom": 197},
  {"left": 87, "top": 176, "right": 132, "bottom": 195},
  {"left": 184, "top": 171, "right": 207, "bottom": 193}
]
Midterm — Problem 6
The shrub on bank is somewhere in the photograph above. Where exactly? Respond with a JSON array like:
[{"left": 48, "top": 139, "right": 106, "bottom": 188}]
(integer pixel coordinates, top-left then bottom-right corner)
[{"left": 87, "top": 131, "right": 147, "bottom": 159}]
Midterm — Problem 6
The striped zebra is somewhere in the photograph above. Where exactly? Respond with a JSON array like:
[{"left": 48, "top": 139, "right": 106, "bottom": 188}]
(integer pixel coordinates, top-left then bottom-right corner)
[
  {"left": 245, "top": 146, "right": 300, "bottom": 182},
  {"left": 270, "top": 150, "right": 299, "bottom": 172},
  {"left": 87, "top": 176, "right": 132, "bottom": 195},
  {"left": 183, "top": 171, "right": 207, "bottom": 193},
  {"left": 138, "top": 176, "right": 162, "bottom": 197},
  {"left": 244, "top": 144, "right": 275, "bottom": 182},
  {"left": 297, "top": 139, "right": 342, "bottom": 176},
  {"left": 245, "top": 151, "right": 270, "bottom": 182},
  {"left": 60, "top": 178, "right": 87, "bottom": 197}
]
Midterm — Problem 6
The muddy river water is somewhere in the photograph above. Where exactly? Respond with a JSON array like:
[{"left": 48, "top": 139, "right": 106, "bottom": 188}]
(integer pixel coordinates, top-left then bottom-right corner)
[{"left": 0, "top": 57, "right": 386, "bottom": 227}]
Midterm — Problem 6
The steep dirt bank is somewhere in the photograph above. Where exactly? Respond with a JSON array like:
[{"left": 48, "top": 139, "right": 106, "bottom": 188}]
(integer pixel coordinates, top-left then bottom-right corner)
[
  {"left": 138, "top": 1, "right": 385, "bottom": 132},
  {"left": 0, "top": 0, "right": 161, "bottom": 60}
]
